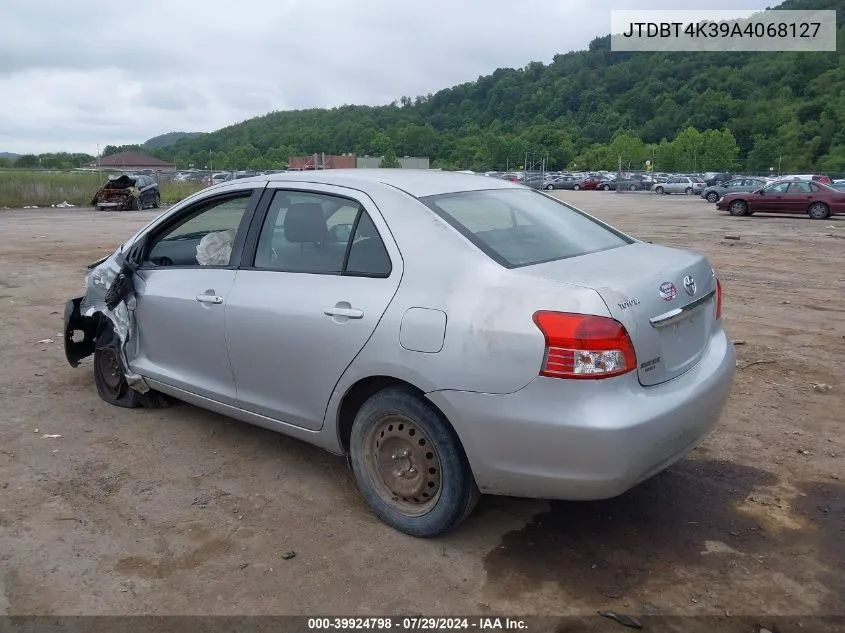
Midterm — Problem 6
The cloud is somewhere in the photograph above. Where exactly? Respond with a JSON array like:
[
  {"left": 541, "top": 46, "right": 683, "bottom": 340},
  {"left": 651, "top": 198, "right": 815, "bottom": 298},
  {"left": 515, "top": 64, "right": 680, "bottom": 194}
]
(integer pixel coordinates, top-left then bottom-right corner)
[{"left": 0, "top": 0, "right": 775, "bottom": 153}]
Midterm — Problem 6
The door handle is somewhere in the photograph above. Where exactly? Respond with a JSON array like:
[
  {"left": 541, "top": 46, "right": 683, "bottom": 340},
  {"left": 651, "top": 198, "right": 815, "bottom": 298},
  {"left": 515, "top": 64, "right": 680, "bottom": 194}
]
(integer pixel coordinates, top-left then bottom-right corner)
[
  {"left": 324, "top": 307, "right": 363, "bottom": 319},
  {"left": 196, "top": 294, "right": 224, "bottom": 304}
]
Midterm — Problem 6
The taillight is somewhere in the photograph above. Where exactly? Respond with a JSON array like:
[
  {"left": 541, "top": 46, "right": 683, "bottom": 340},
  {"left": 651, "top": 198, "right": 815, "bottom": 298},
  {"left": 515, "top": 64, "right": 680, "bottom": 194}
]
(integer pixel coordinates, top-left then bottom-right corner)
[
  {"left": 715, "top": 278, "right": 723, "bottom": 320},
  {"left": 532, "top": 311, "right": 637, "bottom": 380}
]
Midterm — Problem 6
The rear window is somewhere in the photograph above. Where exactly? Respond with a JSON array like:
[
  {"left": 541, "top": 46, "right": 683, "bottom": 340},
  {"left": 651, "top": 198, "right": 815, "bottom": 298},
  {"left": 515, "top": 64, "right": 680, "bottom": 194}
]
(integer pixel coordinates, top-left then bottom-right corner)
[{"left": 419, "top": 189, "right": 633, "bottom": 268}]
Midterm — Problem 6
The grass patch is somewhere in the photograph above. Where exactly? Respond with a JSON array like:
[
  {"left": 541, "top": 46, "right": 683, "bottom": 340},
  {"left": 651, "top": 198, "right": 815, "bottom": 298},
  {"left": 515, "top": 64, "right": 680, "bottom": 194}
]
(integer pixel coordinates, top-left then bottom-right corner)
[{"left": 0, "top": 171, "right": 206, "bottom": 208}]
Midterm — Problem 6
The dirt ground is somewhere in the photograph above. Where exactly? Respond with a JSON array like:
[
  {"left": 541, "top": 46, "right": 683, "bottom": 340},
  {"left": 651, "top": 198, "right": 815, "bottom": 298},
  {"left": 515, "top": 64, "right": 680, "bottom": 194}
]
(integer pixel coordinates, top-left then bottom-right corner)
[{"left": 0, "top": 193, "right": 842, "bottom": 624}]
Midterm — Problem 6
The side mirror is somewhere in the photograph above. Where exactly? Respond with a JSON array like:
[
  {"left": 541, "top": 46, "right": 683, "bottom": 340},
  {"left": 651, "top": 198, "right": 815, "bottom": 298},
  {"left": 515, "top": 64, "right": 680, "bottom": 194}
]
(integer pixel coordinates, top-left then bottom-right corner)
[{"left": 124, "top": 234, "right": 149, "bottom": 270}]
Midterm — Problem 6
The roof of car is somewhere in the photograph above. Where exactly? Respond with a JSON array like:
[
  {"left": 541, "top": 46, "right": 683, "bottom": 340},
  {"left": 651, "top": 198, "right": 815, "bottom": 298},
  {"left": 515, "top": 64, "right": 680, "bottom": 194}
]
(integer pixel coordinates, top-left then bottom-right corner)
[{"left": 207, "top": 168, "right": 522, "bottom": 198}]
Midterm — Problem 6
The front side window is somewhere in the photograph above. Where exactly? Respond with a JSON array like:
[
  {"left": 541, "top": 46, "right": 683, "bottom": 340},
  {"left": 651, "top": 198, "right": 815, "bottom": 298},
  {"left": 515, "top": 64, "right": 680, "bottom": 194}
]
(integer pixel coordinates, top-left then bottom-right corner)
[
  {"left": 420, "top": 189, "right": 632, "bottom": 268},
  {"left": 253, "top": 190, "right": 391, "bottom": 276},
  {"left": 146, "top": 194, "right": 252, "bottom": 267}
]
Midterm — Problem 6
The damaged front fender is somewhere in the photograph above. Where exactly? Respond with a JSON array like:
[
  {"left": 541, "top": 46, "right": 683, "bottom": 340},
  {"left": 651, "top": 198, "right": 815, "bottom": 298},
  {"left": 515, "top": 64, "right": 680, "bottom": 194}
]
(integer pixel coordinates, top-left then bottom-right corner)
[{"left": 63, "top": 254, "right": 150, "bottom": 394}]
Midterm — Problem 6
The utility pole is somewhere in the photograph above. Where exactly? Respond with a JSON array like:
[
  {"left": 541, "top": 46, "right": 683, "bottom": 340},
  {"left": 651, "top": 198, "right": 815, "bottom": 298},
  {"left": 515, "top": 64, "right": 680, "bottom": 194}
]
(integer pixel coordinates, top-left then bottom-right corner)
[{"left": 617, "top": 155, "right": 622, "bottom": 195}]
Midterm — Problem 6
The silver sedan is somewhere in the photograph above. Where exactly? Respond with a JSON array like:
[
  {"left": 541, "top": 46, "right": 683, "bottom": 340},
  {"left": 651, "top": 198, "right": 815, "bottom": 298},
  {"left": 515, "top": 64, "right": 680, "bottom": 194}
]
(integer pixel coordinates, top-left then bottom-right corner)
[{"left": 64, "top": 170, "right": 736, "bottom": 537}]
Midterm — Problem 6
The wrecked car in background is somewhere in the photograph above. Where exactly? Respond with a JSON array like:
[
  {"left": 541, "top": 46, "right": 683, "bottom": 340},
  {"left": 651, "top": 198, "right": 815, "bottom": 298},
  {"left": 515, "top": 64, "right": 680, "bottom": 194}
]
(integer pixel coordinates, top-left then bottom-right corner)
[
  {"left": 91, "top": 174, "right": 160, "bottom": 211},
  {"left": 64, "top": 170, "right": 735, "bottom": 538}
]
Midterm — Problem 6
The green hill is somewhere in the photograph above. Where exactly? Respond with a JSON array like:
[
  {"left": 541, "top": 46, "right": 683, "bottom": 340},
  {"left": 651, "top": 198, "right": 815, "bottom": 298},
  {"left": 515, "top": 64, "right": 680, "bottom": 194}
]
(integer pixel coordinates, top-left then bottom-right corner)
[
  {"left": 155, "top": 0, "right": 845, "bottom": 173},
  {"left": 143, "top": 131, "right": 204, "bottom": 151}
]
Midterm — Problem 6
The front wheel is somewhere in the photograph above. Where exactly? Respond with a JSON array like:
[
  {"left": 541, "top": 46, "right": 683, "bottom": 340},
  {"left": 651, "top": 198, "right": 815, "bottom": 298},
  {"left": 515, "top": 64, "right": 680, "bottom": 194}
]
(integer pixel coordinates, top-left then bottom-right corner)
[
  {"left": 349, "top": 387, "right": 479, "bottom": 537},
  {"left": 572, "top": 184, "right": 580, "bottom": 191},
  {"left": 601, "top": 184, "right": 610, "bottom": 191},
  {"left": 808, "top": 202, "right": 830, "bottom": 220},
  {"left": 728, "top": 200, "right": 749, "bottom": 216},
  {"left": 545, "top": 184, "right": 554, "bottom": 190},
  {"left": 655, "top": 186, "right": 664, "bottom": 195},
  {"left": 629, "top": 184, "right": 637, "bottom": 191},
  {"left": 153, "top": 193, "right": 161, "bottom": 208},
  {"left": 706, "top": 191, "right": 719, "bottom": 203}
]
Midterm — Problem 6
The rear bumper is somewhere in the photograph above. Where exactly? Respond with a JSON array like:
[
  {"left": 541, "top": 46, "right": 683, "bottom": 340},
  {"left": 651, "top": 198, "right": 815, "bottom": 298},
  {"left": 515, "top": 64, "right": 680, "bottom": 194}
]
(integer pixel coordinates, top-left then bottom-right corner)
[{"left": 427, "top": 328, "right": 735, "bottom": 500}]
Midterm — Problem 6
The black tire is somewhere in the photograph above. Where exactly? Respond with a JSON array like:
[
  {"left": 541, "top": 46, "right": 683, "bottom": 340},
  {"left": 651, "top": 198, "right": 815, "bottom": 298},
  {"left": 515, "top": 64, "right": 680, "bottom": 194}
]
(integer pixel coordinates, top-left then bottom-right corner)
[
  {"left": 153, "top": 193, "right": 161, "bottom": 208},
  {"left": 655, "top": 186, "right": 664, "bottom": 195},
  {"left": 130, "top": 197, "right": 140, "bottom": 211},
  {"left": 545, "top": 184, "right": 554, "bottom": 190},
  {"left": 602, "top": 184, "right": 610, "bottom": 191},
  {"left": 93, "top": 325, "right": 170, "bottom": 409},
  {"left": 685, "top": 187, "right": 693, "bottom": 195},
  {"left": 808, "top": 202, "right": 830, "bottom": 220},
  {"left": 349, "top": 387, "right": 479, "bottom": 537},
  {"left": 628, "top": 184, "right": 637, "bottom": 191},
  {"left": 572, "top": 184, "right": 580, "bottom": 191},
  {"left": 706, "top": 192, "right": 719, "bottom": 203},
  {"left": 728, "top": 200, "right": 749, "bottom": 216}
]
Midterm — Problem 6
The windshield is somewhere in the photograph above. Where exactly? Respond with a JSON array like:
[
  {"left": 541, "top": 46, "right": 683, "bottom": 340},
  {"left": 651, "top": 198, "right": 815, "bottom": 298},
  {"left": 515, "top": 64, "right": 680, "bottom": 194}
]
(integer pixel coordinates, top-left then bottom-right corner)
[{"left": 419, "top": 189, "right": 634, "bottom": 268}]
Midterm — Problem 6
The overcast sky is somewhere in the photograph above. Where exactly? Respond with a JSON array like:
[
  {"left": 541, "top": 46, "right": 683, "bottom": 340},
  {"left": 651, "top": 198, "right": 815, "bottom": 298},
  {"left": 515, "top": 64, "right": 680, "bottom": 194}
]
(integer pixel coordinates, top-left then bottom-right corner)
[{"left": 0, "top": 0, "right": 775, "bottom": 155}]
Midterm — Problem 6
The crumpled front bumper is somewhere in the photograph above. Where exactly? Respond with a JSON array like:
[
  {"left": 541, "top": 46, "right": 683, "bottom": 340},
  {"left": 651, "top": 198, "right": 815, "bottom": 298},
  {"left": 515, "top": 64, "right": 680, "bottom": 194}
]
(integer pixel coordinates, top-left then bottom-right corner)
[{"left": 62, "top": 254, "right": 149, "bottom": 393}]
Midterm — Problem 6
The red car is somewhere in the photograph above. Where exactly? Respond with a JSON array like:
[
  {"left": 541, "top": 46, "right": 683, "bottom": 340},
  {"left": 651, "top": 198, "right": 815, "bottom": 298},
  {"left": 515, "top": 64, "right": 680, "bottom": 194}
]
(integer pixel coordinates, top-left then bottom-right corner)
[
  {"left": 716, "top": 180, "right": 845, "bottom": 220},
  {"left": 581, "top": 176, "right": 606, "bottom": 191}
]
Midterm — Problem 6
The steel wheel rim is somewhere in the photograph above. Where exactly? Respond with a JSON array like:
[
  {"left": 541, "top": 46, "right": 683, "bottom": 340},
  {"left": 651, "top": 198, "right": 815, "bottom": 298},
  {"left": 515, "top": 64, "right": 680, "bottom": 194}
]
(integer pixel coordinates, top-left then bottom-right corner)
[
  {"left": 707, "top": 193, "right": 718, "bottom": 202},
  {"left": 364, "top": 414, "right": 443, "bottom": 517},
  {"left": 98, "top": 348, "right": 123, "bottom": 392}
]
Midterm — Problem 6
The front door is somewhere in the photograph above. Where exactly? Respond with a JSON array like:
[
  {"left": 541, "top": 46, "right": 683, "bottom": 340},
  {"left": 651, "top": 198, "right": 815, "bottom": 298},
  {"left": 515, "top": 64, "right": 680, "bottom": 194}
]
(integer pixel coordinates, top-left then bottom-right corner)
[
  {"left": 129, "top": 190, "right": 258, "bottom": 403},
  {"left": 225, "top": 185, "right": 402, "bottom": 430},
  {"left": 760, "top": 181, "right": 791, "bottom": 212}
]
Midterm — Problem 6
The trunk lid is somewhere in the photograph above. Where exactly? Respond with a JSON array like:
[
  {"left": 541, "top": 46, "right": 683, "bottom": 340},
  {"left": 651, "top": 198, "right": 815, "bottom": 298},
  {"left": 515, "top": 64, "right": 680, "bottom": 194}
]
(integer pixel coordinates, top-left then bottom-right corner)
[{"left": 519, "top": 242, "right": 718, "bottom": 386}]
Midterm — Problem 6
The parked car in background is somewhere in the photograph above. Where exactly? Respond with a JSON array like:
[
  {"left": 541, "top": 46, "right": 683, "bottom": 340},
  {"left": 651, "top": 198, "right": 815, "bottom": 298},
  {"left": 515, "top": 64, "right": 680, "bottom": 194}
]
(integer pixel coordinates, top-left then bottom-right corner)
[
  {"left": 654, "top": 176, "right": 706, "bottom": 195},
  {"left": 544, "top": 176, "right": 581, "bottom": 190},
  {"left": 63, "top": 170, "right": 734, "bottom": 537},
  {"left": 211, "top": 172, "right": 231, "bottom": 185},
  {"left": 700, "top": 177, "right": 767, "bottom": 203},
  {"left": 599, "top": 176, "right": 650, "bottom": 191},
  {"left": 91, "top": 174, "right": 160, "bottom": 211},
  {"left": 703, "top": 173, "right": 734, "bottom": 187},
  {"left": 716, "top": 179, "right": 845, "bottom": 219},
  {"left": 581, "top": 176, "right": 605, "bottom": 190},
  {"left": 832, "top": 180, "right": 845, "bottom": 191},
  {"left": 779, "top": 174, "right": 833, "bottom": 186}
]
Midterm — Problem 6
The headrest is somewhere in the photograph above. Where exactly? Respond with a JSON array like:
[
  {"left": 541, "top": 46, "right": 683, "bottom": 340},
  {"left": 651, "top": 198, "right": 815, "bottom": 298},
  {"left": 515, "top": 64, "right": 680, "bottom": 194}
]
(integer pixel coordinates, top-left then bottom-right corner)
[{"left": 284, "top": 203, "right": 329, "bottom": 243}]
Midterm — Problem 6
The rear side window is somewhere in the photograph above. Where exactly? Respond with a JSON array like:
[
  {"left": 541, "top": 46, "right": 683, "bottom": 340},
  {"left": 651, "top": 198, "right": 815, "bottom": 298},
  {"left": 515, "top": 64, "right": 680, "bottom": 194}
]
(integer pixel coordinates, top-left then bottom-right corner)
[
  {"left": 420, "top": 189, "right": 633, "bottom": 268},
  {"left": 252, "top": 190, "right": 392, "bottom": 277}
]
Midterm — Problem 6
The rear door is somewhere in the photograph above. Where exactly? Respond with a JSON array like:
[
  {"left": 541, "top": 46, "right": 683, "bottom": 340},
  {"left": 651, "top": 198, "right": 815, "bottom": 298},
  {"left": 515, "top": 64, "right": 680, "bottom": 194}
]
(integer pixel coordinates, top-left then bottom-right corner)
[
  {"left": 224, "top": 184, "right": 402, "bottom": 430},
  {"left": 785, "top": 181, "right": 814, "bottom": 211}
]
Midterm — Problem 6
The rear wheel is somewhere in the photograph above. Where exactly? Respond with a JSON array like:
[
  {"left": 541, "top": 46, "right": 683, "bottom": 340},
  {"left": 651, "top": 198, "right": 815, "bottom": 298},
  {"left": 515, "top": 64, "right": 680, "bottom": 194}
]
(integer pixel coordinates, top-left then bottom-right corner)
[
  {"left": 706, "top": 191, "right": 719, "bottom": 203},
  {"left": 349, "top": 387, "right": 479, "bottom": 537},
  {"left": 808, "top": 202, "right": 830, "bottom": 220},
  {"left": 572, "top": 184, "right": 580, "bottom": 191},
  {"left": 628, "top": 184, "right": 637, "bottom": 191},
  {"left": 602, "top": 184, "right": 611, "bottom": 191},
  {"left": 728, "top": 200, "right": 749, "bottom": 216},
  {"left": 685, "top": 187, "right": 693, "bottom": 195}
]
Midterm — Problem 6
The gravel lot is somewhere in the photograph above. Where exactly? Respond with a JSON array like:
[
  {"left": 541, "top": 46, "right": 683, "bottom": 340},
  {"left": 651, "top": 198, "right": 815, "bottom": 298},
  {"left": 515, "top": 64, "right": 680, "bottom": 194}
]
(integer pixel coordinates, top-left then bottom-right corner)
[{"left": 0, "top": 192, "right": 842, "bottom": 623}]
